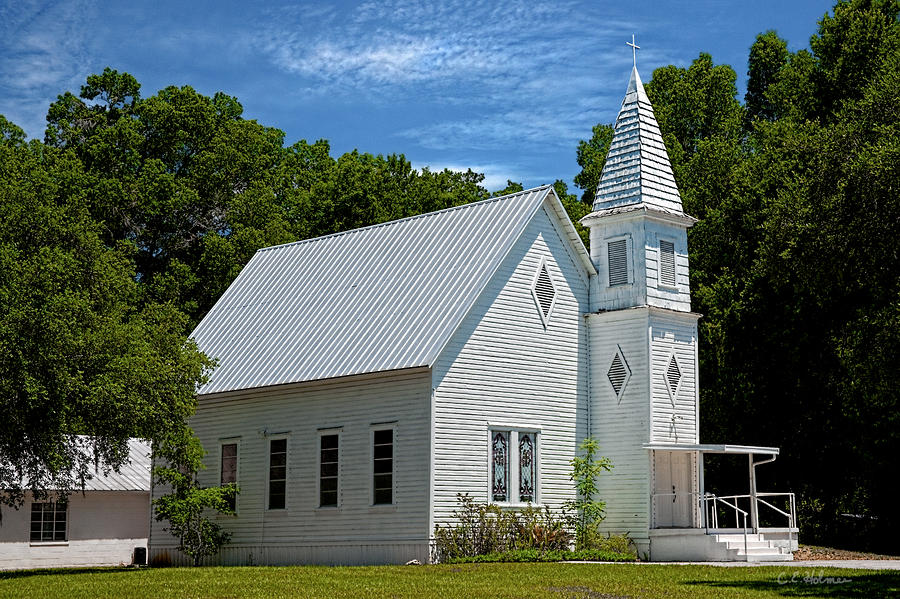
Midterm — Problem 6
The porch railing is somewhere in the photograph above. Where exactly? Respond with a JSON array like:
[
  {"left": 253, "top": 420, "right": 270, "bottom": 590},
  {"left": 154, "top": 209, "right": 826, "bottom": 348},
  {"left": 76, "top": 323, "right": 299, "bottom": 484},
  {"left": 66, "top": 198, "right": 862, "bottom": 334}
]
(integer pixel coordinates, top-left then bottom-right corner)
[{"left": 650, "top": 491, "right": 797, "bottom": 560}]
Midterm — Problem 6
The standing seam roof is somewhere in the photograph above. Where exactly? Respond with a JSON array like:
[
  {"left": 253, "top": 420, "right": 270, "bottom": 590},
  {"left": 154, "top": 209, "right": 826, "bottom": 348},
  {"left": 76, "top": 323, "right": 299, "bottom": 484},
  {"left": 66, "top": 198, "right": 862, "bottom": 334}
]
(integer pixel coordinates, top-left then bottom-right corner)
[{"left": 192, "top": 186, "right": 566, "bottom": 395}]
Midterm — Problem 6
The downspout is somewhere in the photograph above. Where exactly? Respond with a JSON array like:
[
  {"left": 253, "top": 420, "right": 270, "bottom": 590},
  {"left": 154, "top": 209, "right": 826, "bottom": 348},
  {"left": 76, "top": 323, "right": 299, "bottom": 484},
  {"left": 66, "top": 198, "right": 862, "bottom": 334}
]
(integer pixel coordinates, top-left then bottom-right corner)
[{"left": 749, "top": 454, "right": 777, "bottom": 533}]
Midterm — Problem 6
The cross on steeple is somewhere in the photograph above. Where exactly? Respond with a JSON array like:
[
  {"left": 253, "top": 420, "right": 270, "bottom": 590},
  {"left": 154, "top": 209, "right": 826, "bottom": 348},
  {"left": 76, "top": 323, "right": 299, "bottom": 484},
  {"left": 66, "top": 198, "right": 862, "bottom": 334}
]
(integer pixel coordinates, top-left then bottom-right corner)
[{"left": 626, "top": 34, "right": 640, "bottom": 68}]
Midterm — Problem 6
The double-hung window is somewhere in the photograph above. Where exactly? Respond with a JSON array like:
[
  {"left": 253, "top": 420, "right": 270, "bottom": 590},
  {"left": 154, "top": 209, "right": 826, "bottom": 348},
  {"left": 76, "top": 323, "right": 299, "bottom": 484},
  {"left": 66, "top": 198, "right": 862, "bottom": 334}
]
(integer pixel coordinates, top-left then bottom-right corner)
[
  {"left": 221, "top": 442, "right": 238, "bottom": 511},
  {"left": 30, "top": 501, "right": 67, "bottom": 542},
  {"left": 319, "top": 432, "right": 340, "bottom": 508},
  {"left": 268, "top": 438, "right": 287, "bottom": 510},
  {"left": 490, "top": 429, "right": 539, "bottom": 504},
  {"left": 372, "top": 428, "right": 394, "bottom": 505}
]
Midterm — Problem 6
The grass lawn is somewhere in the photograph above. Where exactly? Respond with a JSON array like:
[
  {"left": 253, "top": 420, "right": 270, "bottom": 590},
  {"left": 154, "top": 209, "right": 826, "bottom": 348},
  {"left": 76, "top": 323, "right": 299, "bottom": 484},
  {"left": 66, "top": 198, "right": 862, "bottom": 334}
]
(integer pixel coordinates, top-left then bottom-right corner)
[{"left": 1, "top": 563, "right": 898, "bottom": 599}]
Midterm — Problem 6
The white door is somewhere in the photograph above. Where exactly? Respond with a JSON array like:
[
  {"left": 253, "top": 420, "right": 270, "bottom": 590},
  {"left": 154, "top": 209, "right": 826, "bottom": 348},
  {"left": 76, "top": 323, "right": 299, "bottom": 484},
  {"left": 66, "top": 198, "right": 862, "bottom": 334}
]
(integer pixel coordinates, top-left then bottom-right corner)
[{"left": 653, "top": 451, "right": 693, "bottom": 528}]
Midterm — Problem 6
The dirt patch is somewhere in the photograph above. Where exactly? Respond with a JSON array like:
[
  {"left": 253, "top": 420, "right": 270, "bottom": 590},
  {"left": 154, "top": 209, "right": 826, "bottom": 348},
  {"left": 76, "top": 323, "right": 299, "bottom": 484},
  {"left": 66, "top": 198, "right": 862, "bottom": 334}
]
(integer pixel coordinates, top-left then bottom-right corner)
[{"left": 793, "top": 545, "right": 900, "bottom": 560}]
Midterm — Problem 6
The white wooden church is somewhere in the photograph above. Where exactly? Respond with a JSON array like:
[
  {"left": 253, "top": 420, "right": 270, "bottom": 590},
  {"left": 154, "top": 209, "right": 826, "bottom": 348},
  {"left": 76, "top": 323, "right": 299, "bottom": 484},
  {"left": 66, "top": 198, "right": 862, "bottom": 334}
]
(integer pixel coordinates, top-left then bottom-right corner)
[{"left": 149, "top": 65, "right": 798, "bottom": 565}]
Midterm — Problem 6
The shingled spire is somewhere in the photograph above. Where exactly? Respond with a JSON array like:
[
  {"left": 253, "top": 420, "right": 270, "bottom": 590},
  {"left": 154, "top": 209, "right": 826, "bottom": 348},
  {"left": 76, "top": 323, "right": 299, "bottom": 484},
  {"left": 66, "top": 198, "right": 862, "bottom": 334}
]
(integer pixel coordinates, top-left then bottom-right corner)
[{"left": 592, "top": 66, "right": 683, "bottom": 214}]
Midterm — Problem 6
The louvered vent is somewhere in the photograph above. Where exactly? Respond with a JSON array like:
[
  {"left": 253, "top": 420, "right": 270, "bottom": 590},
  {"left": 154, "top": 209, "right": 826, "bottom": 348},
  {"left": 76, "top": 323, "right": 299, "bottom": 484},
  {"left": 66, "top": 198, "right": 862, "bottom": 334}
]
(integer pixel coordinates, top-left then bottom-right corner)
[
  {"left": 666, "top": 355, "right": 681, "bottom": 398},
  {"left": 607, "top": 346, "right": 631, "bottom": 400},
  {"left": 533, "top": 262, "right": 556, "bottom": 321},
  {"left": 659, "top": 240, "right": 676, "bottom": 287},
  {"left": 608, "top": 239, "right": 629, "bottom": 286}
]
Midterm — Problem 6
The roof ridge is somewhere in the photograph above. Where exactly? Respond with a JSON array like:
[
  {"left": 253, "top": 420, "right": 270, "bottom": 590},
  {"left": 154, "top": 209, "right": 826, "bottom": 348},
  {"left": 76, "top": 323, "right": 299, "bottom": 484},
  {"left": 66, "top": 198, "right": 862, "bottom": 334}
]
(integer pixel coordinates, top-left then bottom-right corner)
[{"left": 258, "top": 184, "right": 554, "bottom": 253}]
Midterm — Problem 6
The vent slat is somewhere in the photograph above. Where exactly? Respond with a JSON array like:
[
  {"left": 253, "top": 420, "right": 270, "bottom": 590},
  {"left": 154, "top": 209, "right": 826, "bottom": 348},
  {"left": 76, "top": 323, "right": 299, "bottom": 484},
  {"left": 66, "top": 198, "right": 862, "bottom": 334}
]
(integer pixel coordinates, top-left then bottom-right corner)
[
  {"left": 659, "top": 240, "right": 676, "bottom": 287},
  {"left": 608, "top": 239, "right": 629, "bottom": 286},
  {"left": 532, "top": 262, "right": 556, "bottom": 324},
  {"left": 666, "top": 355, "right": 681, "bottom": 397},
  {"left": 607, "top": 347, "right": 631, "bottom": 399}
]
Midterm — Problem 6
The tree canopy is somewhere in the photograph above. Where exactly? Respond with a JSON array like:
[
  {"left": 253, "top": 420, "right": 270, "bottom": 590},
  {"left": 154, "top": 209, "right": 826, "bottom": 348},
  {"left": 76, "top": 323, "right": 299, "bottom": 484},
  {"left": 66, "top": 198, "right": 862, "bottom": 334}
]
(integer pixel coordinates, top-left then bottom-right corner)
[{"left": 573, "top": 0, "right": 900, "bottom": 550}]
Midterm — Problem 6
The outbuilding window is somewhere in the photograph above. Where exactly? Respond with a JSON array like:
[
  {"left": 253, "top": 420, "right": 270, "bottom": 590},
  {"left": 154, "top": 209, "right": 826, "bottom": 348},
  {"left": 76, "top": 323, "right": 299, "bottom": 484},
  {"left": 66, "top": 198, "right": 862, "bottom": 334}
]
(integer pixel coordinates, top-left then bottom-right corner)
[{"left": 30, "top": 501, "right": 67, "bottom": 542}]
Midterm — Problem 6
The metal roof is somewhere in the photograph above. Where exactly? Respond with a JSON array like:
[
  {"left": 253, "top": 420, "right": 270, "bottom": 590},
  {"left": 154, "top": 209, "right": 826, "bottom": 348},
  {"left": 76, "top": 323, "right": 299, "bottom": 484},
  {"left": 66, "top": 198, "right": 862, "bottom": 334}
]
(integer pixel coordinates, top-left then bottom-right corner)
[
  {"left": 81, "top": 438, "right": 152, "bottom": 492},
  {"left": 590, "top": 66, "right": 684, "bottom": 214},
  {"left": 193, "top": 186, "right": 592, "bottom": 395},
  {"left": 643, "top": 443, "right": 780, "bottom": 456},
  {"left": 12, "top": 438, "right": 152, "bottom": 493}
]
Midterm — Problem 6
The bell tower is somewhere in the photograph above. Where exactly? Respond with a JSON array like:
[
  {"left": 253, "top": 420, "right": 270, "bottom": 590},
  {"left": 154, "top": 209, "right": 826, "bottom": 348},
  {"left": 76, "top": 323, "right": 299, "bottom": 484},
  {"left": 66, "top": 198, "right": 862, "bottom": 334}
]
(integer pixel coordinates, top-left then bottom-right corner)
[{"left": 581, "top": 59, "right": 701, "bottom": 555}]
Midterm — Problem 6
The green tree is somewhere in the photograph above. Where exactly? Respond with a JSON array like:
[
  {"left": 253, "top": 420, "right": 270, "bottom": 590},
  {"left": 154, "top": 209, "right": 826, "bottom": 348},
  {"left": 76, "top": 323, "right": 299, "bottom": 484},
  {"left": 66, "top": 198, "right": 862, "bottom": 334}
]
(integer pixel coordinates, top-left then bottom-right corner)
[
  {"left": 153, "top": 432, "right": 238, "bottom": 566},
  {"left": 0, "top": 124, "right": 213, "bottom": 507},
  {"left": 565, "top": 438, "right": 612, "bottom": 550},
  {"left": 573, "top": 124, "right": 613, "bottom": 206},
  {"left": 745, "top": 31, "right": 790, "bottom": 123}
]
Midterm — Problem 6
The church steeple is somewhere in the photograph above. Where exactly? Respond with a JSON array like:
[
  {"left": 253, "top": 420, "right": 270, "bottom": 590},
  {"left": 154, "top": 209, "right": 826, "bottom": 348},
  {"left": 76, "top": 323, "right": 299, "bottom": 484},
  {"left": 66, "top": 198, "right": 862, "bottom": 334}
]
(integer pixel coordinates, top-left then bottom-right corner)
[
  {"left": 581, "top": 62, "right": 696, "bottom": 313},
  {"left": 592, "top": 66, "right": 684, "bottom": 215}
]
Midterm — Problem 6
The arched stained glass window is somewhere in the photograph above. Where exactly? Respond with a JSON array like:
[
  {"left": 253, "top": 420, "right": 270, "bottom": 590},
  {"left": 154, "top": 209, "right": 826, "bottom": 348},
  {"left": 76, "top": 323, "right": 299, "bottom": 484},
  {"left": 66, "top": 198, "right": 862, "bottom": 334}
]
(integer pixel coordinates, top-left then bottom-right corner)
[
  {"left": 518, "top": 433, "right": 535, "bottom": 502},
  {"left": 491, "top": 431, "right": 509, "bottom": 502}
]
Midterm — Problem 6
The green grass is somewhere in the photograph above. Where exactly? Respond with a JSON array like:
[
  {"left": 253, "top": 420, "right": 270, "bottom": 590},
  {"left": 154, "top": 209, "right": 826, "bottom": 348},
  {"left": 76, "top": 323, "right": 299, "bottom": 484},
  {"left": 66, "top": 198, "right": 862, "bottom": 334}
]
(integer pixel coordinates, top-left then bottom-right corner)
[{"left": 1, "top": 563, "right": 897, "bottom": 599}]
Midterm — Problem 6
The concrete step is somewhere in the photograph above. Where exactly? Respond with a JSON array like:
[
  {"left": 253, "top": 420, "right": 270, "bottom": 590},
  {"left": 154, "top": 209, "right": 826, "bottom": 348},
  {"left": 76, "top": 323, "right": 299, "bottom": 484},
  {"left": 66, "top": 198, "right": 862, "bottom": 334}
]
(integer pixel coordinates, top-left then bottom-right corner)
[
  {"left": 742, "top": 552, "right": 793, "bottom": 562},
  {"left": 715, "top": 534, "right": 766, "bottom": 543}
]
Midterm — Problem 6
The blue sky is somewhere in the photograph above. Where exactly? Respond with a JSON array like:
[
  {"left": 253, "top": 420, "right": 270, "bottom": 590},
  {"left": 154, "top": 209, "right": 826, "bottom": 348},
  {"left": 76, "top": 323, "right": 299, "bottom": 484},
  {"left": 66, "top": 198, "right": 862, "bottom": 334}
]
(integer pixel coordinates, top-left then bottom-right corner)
[{"left": 1, "top": 0, "right": 834, "bottom": 191}]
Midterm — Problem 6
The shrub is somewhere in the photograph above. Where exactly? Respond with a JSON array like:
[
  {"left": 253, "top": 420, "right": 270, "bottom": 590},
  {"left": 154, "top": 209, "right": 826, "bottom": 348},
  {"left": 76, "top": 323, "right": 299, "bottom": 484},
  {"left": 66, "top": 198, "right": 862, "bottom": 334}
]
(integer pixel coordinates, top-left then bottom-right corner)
[{"left": 432, "top": 494, "right": 572, "bottom": 562}]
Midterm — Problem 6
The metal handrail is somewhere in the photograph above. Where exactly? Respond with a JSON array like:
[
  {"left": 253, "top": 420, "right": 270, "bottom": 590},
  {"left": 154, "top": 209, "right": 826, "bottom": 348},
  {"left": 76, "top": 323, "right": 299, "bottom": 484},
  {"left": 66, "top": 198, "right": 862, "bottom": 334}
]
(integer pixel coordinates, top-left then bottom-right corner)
[
  {"left": 650, "top": 491, "right": 797, "bottom": 560},
  {"left": 700, "top": 494, "right": 749, "bottom": 561}
]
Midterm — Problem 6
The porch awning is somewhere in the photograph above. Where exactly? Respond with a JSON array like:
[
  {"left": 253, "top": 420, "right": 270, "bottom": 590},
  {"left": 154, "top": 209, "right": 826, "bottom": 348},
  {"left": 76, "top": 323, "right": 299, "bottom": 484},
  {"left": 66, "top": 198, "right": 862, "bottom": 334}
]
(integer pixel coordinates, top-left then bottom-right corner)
[{"left": 643, "top": 443, "right": 779, "bottom": 456}]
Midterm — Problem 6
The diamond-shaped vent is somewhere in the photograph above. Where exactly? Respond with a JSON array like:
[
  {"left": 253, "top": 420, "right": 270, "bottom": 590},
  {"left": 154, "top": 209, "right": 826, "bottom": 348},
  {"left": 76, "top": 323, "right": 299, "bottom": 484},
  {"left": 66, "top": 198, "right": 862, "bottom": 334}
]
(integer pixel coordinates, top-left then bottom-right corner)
[
  {"left": 531, "top": 260, "right": 556, "bottom": 325},
  {"left": 666, "top": 355, "right": 682, "bottom": 398},
  {"left": 607, "top": 346, "right": 631, "bottom": 400}
]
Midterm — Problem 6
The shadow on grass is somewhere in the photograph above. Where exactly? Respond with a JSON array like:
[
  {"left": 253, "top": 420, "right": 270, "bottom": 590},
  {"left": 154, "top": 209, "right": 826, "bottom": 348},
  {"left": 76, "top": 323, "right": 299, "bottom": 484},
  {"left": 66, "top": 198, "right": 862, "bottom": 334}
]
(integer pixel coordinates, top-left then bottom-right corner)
[
  {"left": 685, "top": 571, "right": 900, "bottom": 598},
  {"left": 0, "top": 566, "right": 144, "bottom": 580}
]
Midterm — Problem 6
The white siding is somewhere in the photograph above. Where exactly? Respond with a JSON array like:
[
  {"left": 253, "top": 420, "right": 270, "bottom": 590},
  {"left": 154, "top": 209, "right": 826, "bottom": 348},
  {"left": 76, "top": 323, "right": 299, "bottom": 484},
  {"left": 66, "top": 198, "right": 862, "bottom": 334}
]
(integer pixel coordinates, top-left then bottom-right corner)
[
  {"left": 0, "top": 491, "right": 148, "bottom": 570},
  {"left": 644, "top": 220, "right": 691, "bottom": 312},
  {"left": 649, "top": 312, "right": 700, "bottom": 443},
  {"left": 589, "top": 215, "right": 647, "bottom": 312},
  {"left": 587, "top": 309, "right": 652, "bottom": 553},
  {"left": 431, "top": 204, "right": 591, "bottom": 526},
  {"left": 149, "top": 368, "right": 432, "bottom": 566}
]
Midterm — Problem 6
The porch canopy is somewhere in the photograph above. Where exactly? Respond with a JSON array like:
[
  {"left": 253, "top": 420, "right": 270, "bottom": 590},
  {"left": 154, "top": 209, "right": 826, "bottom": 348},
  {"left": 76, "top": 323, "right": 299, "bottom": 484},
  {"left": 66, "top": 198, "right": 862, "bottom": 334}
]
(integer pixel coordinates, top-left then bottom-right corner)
[
  {"left": 643, "top": 442, "right": 784, "bottom": 532},
  {"left": 642, "top": 443, "right": 778, "bottom": 456}
]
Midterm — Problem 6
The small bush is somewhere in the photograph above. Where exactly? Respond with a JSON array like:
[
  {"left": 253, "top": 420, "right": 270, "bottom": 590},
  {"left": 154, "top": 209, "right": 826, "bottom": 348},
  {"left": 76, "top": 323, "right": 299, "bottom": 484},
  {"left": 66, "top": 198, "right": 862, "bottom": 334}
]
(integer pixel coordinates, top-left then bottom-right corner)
[{"left": 432, "top": 494, "right": 572, "bottom": 562}]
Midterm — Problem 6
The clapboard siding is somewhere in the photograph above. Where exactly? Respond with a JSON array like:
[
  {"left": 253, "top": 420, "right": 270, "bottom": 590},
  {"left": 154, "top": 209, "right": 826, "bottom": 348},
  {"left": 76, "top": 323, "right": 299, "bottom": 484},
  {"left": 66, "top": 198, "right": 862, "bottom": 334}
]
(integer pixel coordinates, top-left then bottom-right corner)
[
  {"left": 587, "top": 309, "right": 651, "bottom": 552},
  {"left": 0, "top": 491, "right": 148, "bottom": 570},
  {"left": 431, "top": 203, "right": 591, "bottom": 526},
  {"left": 649, "top": 312, "right": 700, "bottom": 443},
  {"left": 589, "top": 215, "right": 647, "bottom": 312},
  {"left": 644, "top": 220, "right": 692, "bottom": 312},
  {"left": 149, "top": 368, "right": 432, "bottom": 566}
]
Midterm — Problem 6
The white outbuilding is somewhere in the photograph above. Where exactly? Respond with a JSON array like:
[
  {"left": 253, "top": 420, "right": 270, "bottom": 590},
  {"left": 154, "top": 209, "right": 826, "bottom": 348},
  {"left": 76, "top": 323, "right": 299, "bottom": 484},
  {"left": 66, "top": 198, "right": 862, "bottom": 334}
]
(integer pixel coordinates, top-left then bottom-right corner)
[
  {"left": 1, "top": 438, "right": 150, "bottom": 570},
  {"left": 149, "top": 66, "right": 797, "bottom": 565}
]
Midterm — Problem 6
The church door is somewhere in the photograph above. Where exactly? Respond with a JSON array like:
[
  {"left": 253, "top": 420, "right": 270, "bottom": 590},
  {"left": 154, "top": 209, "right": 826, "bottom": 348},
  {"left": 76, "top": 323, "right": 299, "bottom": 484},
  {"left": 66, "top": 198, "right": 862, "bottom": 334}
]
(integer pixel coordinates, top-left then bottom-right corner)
[{"left": 653, "top": 451, "right": 693, "bottom": 528}]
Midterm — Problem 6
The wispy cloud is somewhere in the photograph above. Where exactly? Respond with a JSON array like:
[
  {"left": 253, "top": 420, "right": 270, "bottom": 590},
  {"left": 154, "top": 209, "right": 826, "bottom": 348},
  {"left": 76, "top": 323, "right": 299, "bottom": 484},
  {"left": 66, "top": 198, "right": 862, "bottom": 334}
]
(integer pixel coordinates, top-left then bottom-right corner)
[
  {"left": 254, "top": 0, "right": 644, "bottom": 151},
  {"left": 0, "top": 0, "right": 97, "bottom": 139}
]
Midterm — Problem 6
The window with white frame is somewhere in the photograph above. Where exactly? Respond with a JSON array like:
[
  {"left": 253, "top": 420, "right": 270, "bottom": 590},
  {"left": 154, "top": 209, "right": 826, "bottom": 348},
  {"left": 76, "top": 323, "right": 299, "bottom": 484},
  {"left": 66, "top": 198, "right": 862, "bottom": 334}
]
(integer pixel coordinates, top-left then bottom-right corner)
[
  {"left": 372, "top": 428, "right": 394, "bottom": 505},
  {"left": 490, "top": 429, "right": 539, "bottom": 503},
  {"left": 318, "top": 431, "right": 340, "bottom": 507},
  {"left": 30, "top": 501, "right": 67, "bottom": 542},
  {"left": 268, "top": 438, "right": 287, "bottom": 510},
  {"left": 221, "top": 442, "right": 238, "bottom": 511}
]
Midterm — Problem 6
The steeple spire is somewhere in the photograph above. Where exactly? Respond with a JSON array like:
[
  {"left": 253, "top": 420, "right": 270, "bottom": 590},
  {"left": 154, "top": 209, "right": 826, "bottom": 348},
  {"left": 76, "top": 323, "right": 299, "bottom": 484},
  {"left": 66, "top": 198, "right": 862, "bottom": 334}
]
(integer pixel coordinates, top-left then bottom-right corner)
[{"left": 591, "top": 63, "right": 684, "bottom": 215}]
